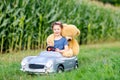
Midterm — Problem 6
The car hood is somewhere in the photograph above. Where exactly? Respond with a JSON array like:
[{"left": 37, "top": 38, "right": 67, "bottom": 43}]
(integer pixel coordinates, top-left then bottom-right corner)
[
  {"left": 39, "top": 51, "right": 63, "bottom": 58},
  {"left": 28, "top": 56, "right": 55, "bottom": 64},
  {"left": 27, "top": 51, "right": 66, "bottom": 64}
]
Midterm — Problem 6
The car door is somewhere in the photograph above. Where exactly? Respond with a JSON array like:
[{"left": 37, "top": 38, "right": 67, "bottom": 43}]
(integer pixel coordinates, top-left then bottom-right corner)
[{"left": 63, "top": 58, "right": 74, "bottom": 70}]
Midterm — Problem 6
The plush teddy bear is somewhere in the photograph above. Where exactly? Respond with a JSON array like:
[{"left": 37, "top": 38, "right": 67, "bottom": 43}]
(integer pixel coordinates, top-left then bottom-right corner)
[{"left": 47, "top": 23, "right": 80, "bottom": 57}]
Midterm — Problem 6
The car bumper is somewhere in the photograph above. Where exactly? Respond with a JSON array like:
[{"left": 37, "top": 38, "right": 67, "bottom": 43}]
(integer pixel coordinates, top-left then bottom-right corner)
[{"left": 20, "top": 67, "right": 55, "bottom": 74}]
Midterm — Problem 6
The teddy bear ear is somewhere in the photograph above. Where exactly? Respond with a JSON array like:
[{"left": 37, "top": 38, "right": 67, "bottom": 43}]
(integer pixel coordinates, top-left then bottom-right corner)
[
  {"left": 62, "top": 24, "right": 68, "bottom": 27},
  {"left": 77, "top": 28, "right": 80, "bottom": 36},
  {"left": 71, "top": 24, "right": 80, "bottom": 36}
]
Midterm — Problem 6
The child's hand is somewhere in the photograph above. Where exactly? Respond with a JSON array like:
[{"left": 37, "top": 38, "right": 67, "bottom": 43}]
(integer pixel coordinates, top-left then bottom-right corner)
[{"left": 55, "top": 48, "right": 61, "bottom": 52}]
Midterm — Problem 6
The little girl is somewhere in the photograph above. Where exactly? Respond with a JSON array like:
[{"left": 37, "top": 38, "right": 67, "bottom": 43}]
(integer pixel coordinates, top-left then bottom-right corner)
[{"left": 49, "top": 22, "right": 68, "bottom": 54}]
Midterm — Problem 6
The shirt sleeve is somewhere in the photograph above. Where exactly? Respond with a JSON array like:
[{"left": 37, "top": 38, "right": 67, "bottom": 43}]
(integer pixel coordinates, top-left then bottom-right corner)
[{"left": 63, "top": 38, "right": 68, "bottom": 46}]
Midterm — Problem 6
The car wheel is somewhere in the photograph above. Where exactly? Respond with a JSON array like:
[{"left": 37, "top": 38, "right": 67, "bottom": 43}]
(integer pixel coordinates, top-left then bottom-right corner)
[
  {"left": 57, "top": 66, "right": 64, "bottom": 73},
  {"left": 74, "top": 61, "right": 78, "bottom": 69}
]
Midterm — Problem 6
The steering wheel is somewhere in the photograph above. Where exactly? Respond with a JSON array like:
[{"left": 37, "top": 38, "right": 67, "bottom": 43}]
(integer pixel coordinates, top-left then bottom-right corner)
[{"left": 46, "top": 46, "right": 55, "bottom": 51}]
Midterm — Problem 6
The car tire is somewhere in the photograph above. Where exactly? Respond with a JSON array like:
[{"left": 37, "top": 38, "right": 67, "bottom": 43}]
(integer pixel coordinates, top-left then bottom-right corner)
[
  {"left": 57, "top": 66, "right": 64, "bottom": 73},
  {"left": 74, "top": 61, "right": 78, "bottom": 69}
]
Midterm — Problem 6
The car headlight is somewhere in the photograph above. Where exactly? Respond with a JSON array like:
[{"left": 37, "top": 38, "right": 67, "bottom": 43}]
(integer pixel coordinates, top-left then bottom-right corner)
[
  {"left": 46, "top": 60, "right": 53, "bottom": 68},
  {"left": 21, "top": 61, "right": 27, "bottom": 66}
]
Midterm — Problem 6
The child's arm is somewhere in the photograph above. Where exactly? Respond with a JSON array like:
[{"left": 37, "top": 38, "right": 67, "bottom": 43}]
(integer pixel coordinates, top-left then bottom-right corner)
[{"left": 55, "top": 45, "right": 68, "bottom": 53}]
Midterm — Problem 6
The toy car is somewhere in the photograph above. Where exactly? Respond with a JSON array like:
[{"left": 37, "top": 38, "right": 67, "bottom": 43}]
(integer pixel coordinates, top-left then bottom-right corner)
[{"left": 20, "top": 51, "right": 78, "bottom": 74}]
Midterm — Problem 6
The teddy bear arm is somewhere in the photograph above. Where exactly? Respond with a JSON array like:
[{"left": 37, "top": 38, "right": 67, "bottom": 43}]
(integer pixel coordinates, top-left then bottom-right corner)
[
  {"left": 62, "top": 49, "right": 73, "bottom": 57},
  {"left": 71, "top": 39, "right": 80, "bottom": 56},
  {"left": 46, "top": 34, "right": 54, "bottom": 46}
]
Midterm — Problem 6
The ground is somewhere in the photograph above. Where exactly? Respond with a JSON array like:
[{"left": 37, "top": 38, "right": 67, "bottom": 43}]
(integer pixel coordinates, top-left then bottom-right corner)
[{"left": 0, "top": 42, "right": 120, "bottom": 80}]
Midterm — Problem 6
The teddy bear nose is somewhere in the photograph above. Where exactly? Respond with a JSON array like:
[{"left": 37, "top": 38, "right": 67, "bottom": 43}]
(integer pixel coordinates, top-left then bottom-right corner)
[{"left": 68, "top": 39, "right": 72, "bottom": 41}]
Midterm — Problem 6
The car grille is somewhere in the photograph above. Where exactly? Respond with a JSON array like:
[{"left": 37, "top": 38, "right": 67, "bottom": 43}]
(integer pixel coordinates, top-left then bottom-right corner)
[{"left": 29, "top": 64, "right": 45, "bottom": 69}]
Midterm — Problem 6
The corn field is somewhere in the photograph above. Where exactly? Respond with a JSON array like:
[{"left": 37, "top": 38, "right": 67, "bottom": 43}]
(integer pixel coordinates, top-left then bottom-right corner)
[{"left": 0, "top": 0, "right": 120, "bottom": 53}]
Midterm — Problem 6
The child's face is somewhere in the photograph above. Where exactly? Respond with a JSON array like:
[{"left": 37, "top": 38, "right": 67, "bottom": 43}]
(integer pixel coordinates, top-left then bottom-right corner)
[{"left": 53, "top": 25, "right": 62, "bottom": 36}]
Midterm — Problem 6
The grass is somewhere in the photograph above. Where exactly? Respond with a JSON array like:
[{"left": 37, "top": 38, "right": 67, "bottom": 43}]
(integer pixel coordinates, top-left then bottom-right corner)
[{"left": 0, "top": 42, "right": 120, "bottom": 80}]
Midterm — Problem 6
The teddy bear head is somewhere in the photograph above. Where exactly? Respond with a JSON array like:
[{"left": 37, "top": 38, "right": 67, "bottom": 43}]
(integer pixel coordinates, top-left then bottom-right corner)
[{"left": 62, "top": 24, "right": 80, "bottom": 41}]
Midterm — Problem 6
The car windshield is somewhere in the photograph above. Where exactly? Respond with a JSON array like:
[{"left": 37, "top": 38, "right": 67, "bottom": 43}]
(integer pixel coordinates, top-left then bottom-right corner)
[{"left": 39, "top": 51, "right": 63, "bottom": 58}]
